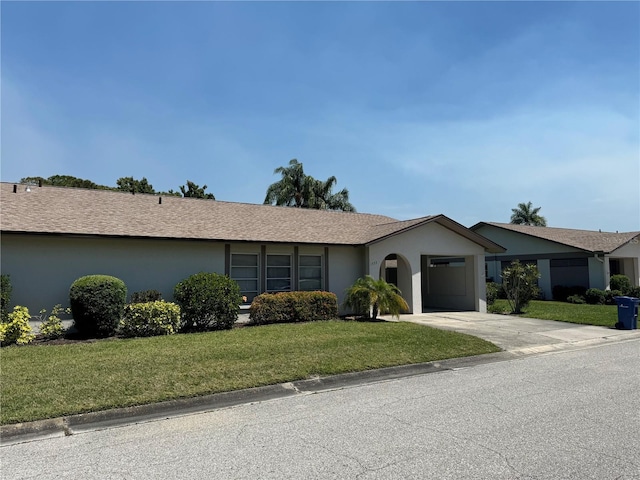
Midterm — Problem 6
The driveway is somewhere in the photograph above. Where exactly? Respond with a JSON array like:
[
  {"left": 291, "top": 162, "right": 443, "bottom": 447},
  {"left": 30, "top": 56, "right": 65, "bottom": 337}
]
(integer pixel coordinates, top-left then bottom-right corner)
[{"left": 384, "top": 311, "right": 640, "bottom": 354}]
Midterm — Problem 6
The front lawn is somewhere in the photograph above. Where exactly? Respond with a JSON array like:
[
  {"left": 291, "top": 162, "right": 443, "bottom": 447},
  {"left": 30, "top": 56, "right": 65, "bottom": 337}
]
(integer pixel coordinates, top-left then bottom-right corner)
[
  {"left": 490, "top": 300, "right": 618, "bottom": 327},
  {"left": 1, "top": 320, "right": 499, "bottom": 425}
]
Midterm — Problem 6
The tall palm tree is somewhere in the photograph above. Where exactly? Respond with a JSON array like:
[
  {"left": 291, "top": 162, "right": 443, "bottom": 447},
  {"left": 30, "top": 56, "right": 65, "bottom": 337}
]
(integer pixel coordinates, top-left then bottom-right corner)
[
  {"left": 307, "top": 177, "right": 356, "bottom": 212},
  {"left": 343, "top": 275, "right": 409, "bottom": 320},
  {"left": 264, "top": 159, "right": 312, "bottom": 208},
  {"left": 510, "top": 202, "right": 547, "bottom": 226}
]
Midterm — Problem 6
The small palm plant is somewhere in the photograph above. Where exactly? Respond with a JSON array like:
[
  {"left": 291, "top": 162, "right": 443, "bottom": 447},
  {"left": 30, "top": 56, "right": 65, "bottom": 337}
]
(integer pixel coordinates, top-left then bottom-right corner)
[{"left": 344, "top": 275, "right": 409, "bottom": 320}]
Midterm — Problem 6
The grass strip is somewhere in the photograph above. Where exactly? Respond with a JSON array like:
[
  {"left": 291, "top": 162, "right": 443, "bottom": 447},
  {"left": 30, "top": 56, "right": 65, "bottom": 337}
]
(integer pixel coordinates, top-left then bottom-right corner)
[
  {"left": 490, "top": 300, "right": 618, "bottom": 327},
  {"left": 1, "top": 320, "right": 499, "bottom": 424}
]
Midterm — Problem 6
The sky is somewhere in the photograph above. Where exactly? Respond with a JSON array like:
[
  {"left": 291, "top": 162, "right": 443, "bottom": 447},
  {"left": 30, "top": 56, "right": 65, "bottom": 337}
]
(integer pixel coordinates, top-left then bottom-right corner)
[{"left": 1, "top": 1, "right": 639, "bottom": 232}]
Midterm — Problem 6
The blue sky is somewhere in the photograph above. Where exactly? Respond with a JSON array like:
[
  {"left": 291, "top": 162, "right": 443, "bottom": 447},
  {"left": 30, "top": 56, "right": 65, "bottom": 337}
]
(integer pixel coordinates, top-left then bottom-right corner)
[{"left": 2, "top": 1, "right": 638, "bottom": 232}]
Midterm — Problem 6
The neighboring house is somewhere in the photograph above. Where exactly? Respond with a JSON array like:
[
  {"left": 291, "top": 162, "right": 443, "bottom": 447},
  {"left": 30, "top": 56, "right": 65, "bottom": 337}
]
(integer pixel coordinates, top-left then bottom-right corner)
[
  {"left": 0, "top": 183, "right": 504, "bottom": 316},
  {"left": 471, "top": 222, "right": 640, "bottom": 299}
]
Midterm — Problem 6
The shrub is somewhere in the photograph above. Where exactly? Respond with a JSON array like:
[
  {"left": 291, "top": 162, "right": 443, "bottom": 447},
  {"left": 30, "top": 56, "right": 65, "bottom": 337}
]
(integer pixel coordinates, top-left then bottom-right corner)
[
  {"left": 1, "top": 306, "right": 35, "bottom": 346},
  {"left": 250, "top": 291, "right": 339, "bottom": 325},
  {"left": 69, "top": 275, "right": 127, "bottom": 338},
  {"left": 130, "top": 290, "right": 163, "bottom": 304},
  {"left": 173, "top": 272, "right": 242, "bottom": 331},
  {"left": 36, "top": 304, "right": 70, "bottom": 340},
  {"left": 343, "top": 276, "right": 409, "bottom": 320},
  {"left": 501, "top": 261, "right": 540, "bottom": 314},
  {"left": 610, "top": 275, "right": 632, "bottom": 295},
  {"left": 486, "top": 282, "right": 500, "bottom": 306},
  {"left": 604, "top": 290, "right": 623, "bottom": 305},
  {"left": 120, "top": 301, "right": 181, "bottom": 337},
  {"left": 584, "top": 288, "right": 606, "bottom": 305},
  {"left": 552, "top": 285, "right": 587, "bottom": 302},
  {"left": 567, "top": 295, "right": 586, "bottom": 304},
  {"left": 1, "top": 274, "right": 12, "bottom": 322},
  {"left": 629, "top": 286, "right": 640, "bottom": 299}
]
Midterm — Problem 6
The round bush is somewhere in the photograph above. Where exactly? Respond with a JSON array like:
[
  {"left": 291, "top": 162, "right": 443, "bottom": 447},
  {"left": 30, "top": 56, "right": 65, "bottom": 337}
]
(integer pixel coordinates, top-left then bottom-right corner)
[
  {"left": 69, "top": 275, "right": 127, "bottom": 338},
  {"left": 585, "top": 288, "right": 605, "bottom": 305},
  {"left": 173, "top": 272, "right": 242, "bottom": 331},
  {"left": 610, "top": 275, "right": 632, "bottom": 295}
]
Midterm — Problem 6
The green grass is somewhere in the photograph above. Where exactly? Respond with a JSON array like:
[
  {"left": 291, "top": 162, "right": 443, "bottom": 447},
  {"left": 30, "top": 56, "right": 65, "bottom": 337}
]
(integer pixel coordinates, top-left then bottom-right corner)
[
  {"left": 0, "top": 320, "right": 499, "bottom": 425},
  {"left": 490, "top": 299, "right": 618, "bottom": 327}
]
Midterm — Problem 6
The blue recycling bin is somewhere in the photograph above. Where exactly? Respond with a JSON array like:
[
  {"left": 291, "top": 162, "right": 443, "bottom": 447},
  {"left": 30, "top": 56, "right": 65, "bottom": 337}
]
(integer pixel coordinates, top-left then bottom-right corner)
[{"left": 613, "top": 296, "right": 639, "bottom": 330}]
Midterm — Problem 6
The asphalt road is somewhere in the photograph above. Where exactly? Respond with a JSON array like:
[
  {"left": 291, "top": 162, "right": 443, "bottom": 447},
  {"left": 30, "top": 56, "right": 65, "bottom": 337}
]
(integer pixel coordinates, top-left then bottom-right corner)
[{"left": 2, "top": 339, "right": 639, "bottom": 480}]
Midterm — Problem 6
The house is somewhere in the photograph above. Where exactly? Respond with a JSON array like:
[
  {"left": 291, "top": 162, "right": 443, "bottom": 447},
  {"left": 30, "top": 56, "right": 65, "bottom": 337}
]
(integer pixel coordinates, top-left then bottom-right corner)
[
  {"left": 470, "top": 222, "right": 640, "bottom": 299},
  {"left": 0, "top": 182, "right": 504, "bottom": 316}
]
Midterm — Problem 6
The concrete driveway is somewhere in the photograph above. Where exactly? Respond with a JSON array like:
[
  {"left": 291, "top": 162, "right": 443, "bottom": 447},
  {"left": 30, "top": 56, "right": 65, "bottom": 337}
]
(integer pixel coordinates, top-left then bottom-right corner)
[{"left": 384, "top": 311, "right": 640, "bottom": 354}]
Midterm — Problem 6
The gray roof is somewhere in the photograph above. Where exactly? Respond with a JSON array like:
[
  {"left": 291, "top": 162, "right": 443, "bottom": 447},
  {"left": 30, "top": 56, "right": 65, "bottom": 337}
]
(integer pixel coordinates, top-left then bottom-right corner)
[
  {"left": 471, "top": 222, "right": 640, "bottom": 254},
  {"left": 1, "top": 182, "right": 503, "bottom": 251}
]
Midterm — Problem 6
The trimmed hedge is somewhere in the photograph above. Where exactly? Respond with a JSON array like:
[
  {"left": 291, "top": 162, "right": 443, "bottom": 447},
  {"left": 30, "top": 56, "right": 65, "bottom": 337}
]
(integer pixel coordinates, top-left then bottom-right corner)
[
  {"left": 70, "top": 275, "right": 127, "bottom": 338},
  {"left": 585, "top": 288, "right": 606, "bottom": 305},
  {"left": 120, "top": 301, "right": 181, "bottom": 337},
  {"left": 173, "top": 272, "right": 242, "bottom": 331},
  {"left": 249, "top": 291, "right": 338, "bottom": 325},
  {"left": 610, "top": 275, "right": 632, "bottom": 295},
  {"left": 1, "top": 274, "right": 11, "bottom": 323},
  {"left": 130, "top": 290, "right": 163, "bottom": 304}
]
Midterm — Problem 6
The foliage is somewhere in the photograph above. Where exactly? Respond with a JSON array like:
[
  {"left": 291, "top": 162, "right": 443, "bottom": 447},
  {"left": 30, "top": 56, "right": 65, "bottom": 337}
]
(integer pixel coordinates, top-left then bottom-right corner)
[
  {"left": 501, "top": 261, "right": 541, "bottom": 314},
  {"left": 604, "top": 290, "right": 623, "bottom": 305},
  {"left": 249, "top": 291, "right": 338, "bottom": 325},
  {"left": 609, "top": 275, "right": 632, "bottom": 295},
  {"left": 1, "top": 274, "right": 12, "bottom": 322},
  {"left": 178, "top": 180, "right": 215, "bottom": 199},
  {"left": 69, "top": 275, "right": 127, "bottom": 338},
  {"left": 116, "top": 176, "right": 155, "bottom": 194},
  {"left": 264, "top": 159, "right": 356, "bottom": 212},
  {"left": 343, "top": 275, "right": 409, "bottom": 320},
  {"left": 1, "top": 321, "right": 499, "bottom": 425},
  {"left": 173, "top": 272, "right": 242, "bottom": 331},
  {"left": 566, "top": 295, "right": 586, "bottom": 304},
  {"left": 20, "top": 175, "right": 110, "bottom": 190},
  {"left": 552, "top": 285, "right": 587, "bottom": 302},
  {"left": 510, "top": 201, "right": 547, "bottom": 226},
  {"left": 1, "top": 306, "right": 35, "bottom": 346},
  {"left": 584, "top": 288, "right": 606, "bottom": 305},
  {"left": 120, "top": 301, "right": 181, "bottom": 337},
  {"left": 130, "top": 290, "right": 163, "bottom": 303},
  {"left": 629, "top": 286, "right": 640, "bottom": 299},
  {"left": 486, "top": 282, "right": 500, "bottom": 306},
  {"left": 35, "top": 304, "right": 70, "bottom": 340}
]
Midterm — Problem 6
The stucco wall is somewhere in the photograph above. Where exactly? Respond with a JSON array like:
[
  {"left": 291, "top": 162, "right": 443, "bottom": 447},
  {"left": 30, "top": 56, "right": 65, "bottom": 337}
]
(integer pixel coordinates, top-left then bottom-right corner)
[
  {"left": 1, "top": 234, "right": 225, "bottom": 315},
  {"left": 328, "top": 246, "right": 366, "bottom": 312}
]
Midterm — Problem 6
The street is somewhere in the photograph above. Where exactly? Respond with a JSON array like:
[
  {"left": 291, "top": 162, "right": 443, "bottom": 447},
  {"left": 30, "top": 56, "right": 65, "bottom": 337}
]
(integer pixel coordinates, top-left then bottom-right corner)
[{"left": 2, "top": 339, "right": 639, "bottom": 479}]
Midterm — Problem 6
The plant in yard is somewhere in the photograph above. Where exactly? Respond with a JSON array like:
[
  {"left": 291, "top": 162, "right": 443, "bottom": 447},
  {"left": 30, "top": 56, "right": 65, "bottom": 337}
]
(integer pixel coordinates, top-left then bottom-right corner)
[
  {"left": 69, "top": 275, "right": 127, "bottom": 338},
  {"left": 130, "top": 289, "right": 163, "bottom": 304},
  {"left": 249, "top": 291, "right": 338, "bottom": 325},
  {"left": 343, "top": 275, "right": 409, "bottom": 320},
  {"left": 501, "top": 261, "right": 541, "bottom": 314},
  {"left": 566, "top": 295, "right": 586, "bottom": 304},
  {"left": 35, "top": 304, "right": 71, "bottom": 340},
  {"left": 609, "top": 275, "right": 632, "bottom": 295},
  {"left": 0, "top": 306, "right": 35, "bottom": 346},
  {"left": 584, "top": 288, "right": 606, "bottom": 305},
  {"left": 1, "top": 274, "right": 12, "bottom": 322},
  {"left": 119, "top": 301, "right": 181, "bottom": 337},
  {"left": 173, "top": 272, "right": 242, "bottom": 331},
  {"left": 486, "top": 282, "right": 500, "bottom": 306}
]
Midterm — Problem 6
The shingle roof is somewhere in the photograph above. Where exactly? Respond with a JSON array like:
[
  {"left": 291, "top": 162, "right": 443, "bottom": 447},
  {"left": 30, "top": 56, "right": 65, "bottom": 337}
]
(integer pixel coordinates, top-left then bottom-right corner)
[
  {"left": 1, "top": 183, "right": 500, "bottom": 251},
  {"left": 472, "top": 222, "right": 640, "bottom": 254}
]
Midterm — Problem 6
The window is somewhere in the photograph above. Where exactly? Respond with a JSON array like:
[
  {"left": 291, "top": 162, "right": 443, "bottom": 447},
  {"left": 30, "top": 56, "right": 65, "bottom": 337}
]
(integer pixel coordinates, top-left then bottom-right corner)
[
  {"left": 231, "top": 254, "right": 259, "bottom": 303},
  {"left": 267, "top": 254, "right": 291, "bottom": 292},
  {"left": 299, "top": 255, "right": 322, "bottom": 291}
]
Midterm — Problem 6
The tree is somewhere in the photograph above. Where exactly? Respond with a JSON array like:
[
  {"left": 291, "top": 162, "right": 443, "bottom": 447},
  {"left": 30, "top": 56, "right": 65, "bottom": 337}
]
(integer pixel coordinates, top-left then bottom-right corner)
[
  {"left": 21, "top": 175, "right": 109, "bottom": 190},
  {"left": 116, "top": 176, "right": 155, "bottom": 194},
  {"left": 343, "top": 275, "right": 409, "bottom": 320},
  {"left": 264, "top": 159, "right": 356, "bottom": 212},
  {"left": 307, "top": 177, "right": 356, "bottom": 212},
  {"left": 510, "top": 202, "right": 547, "bottom": 226},
  {"left": 178, "top": 180, "right": 215, "bottom": 200},
  {"left": 501, "top": 261, "right": 540, "bottom": 314},
  {"left": 264, "top": 159, "right": 311, "bottom": 208}
]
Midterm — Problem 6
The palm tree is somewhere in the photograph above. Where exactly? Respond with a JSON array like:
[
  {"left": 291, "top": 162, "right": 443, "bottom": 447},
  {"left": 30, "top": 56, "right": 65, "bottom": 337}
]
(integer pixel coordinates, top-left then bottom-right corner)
[
  {"left": 264, "top": 159, "right": 312, "bottom": 208},
  {"left": 510, "top": 202, "right": 547, "bottom": 226},
  {"left": 343, "top": 275, "right": 409, "bottom": 320},
  {"left": 307, "top": 177, "right": 356, "bottom": 212}
]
